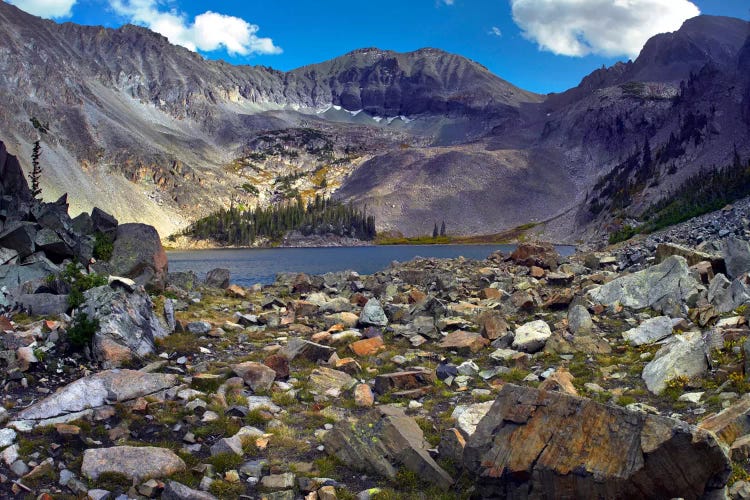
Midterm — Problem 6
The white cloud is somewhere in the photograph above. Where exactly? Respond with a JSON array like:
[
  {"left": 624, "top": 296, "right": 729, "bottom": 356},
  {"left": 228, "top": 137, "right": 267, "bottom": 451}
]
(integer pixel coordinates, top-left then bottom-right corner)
[
  {"left": 6, "top": 0, "right": 76, "bottom": 18},
  {"left": 510, "top": 0, "right": 701, "bottom": 58},
  {"left": 489, "top": 26, "right": 502, "bottom": 37},
  {"left": 110, "top": 0, "right": 282, "bottom": 56}
]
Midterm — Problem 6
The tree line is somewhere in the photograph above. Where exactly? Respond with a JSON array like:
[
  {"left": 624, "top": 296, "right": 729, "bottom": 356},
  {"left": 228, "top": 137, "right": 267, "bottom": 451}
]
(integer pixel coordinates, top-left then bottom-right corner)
[{"left": 179, "top": 194, "right": 376, "bottom": 245}]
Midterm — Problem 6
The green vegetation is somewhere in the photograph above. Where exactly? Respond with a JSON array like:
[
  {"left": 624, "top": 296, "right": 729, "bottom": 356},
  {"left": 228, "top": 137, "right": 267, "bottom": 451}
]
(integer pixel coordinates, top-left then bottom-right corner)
[
  {"left": 29, "top": 116, "right": 49, "bottom": 199},
  {"left": 60, "top": 263, "right": 108, "bottom": 308},
  {"left": 606, "top": 150, "right": 750, "bottom": 243},
  {"left": 178, "top": 195, "right": 376, "bottom": 245},
  {"left": 67, "top": 312, "right": 100, "bottom": 350},
  {"left": 93, "top": 231, "right": 114, "bottom": 261}
]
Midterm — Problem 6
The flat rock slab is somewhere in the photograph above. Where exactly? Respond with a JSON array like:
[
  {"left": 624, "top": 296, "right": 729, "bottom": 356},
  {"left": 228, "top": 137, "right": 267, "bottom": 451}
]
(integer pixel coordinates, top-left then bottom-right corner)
[
  {"left": 11, "top": 369, "right": 177, "bottom": 429},
  {"left": 308, "top": 367, "right": 356, "bottom": 399},
  {"left": 323, "top": 405, "right": 453, "bottom": 490},
  {"left": 464, "top": 384, "right": 729, "bottom": 499},
  {"left": 81, "top": 446, "right": 186, "bottom": 482},
  {"left": 622, "top": 316, "right": 674, "bottom": 346},
  {"left": 439, "top": 331, "right": 489, "bottom": 353},
  {"left": 641, "top": 331, "right": 708, "bottom": 395},
  {"left": 374, "top": 370, "right": 435, "bottom": 394}
]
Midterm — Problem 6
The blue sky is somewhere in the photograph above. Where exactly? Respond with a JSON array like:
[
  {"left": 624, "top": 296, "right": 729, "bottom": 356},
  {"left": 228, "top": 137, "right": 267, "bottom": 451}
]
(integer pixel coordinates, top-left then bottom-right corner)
[{"left": 6, "top": 0, "right": 750, "bottom": 94}]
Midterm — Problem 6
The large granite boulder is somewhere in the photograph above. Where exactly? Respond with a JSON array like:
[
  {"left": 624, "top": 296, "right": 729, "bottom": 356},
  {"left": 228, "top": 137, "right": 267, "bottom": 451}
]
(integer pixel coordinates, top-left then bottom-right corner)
[
  {"left": 0, "top": 260, "right": 59, "bottom": 293},
  {"left": 589, "top": 256, "right": 703, "bottom": 311},
  {"left": 108, "top": 223, "right": 168, "bottom": 290},
  {"left": 82, "top": 284, "right": 167, "bottom": 366},
  {"left": 10, "top": 369, "right": 177, "bottom": 429},
  {"left": 723, "top": 237, "right": 750, "bottom": 280},
  {"left": 82, "top": 446, "right": 185, "bottom": 482},
  {"left": 622, "top": 316, "right": 673, "bottom": 346},
  {"left": 0, "top": 222, "right": 36, "bottom": 259},
  {"left": 323, "top": 405, "right": 453, "bottom": 490},
  {"left": 642, "top": 331, "right": 708, "bottom": 395},
  {"left": 90, "top": 207, "right": 118, "bottom": 238},
  {"left": 708, "top": 273, "right": 750, "bottom": 313},
  {"left": 464, "top": 384, "right": 730, "bottom": 499}
]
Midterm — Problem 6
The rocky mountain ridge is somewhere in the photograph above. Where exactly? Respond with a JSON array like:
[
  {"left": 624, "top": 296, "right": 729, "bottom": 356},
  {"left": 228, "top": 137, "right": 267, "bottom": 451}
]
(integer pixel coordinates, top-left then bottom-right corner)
[{"left": 0, "top": 2, "right": 748, "bottom": 241}]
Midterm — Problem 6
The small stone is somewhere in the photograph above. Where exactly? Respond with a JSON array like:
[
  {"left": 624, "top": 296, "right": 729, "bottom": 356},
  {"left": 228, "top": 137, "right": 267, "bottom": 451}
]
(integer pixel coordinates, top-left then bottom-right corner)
[
  {"left": 260, "top": 472, "right": 296, "bottom": 490},
  {"left": 349, "top": 336, "right": 385, "bottom": 356},
  {"left": 354, "top": 384, "right": 375, "bottom": 407},
  {"left": 512, "top": 320, "right": 552, "bottom": 353}
]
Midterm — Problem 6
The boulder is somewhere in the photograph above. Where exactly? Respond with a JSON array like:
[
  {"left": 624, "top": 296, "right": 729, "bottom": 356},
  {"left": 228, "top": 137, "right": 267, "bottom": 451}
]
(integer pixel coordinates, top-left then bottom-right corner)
[
  {"left": 656, "top": 243, "right": 725, "bottom": 273},
  {"left": 698, "top": 394, "right": 750, "bottom": 446},
  {"left": 162, "top": 481, "right": 218, "bottom": 500},
  {"left": 108, "top": 223, "right": 168, "bottom": 290},
  {"left": 82, "top": 284, "right": 167, "bottom": 365},
  {"left": 0, "top": 141, "right": 32, "bottom": 204},
  {"left": 0, "top": 260, "right": 59, "bottom": 293},
  {"left": 359, "top": 298, "right": 388, "bottom": 327},
  {"left": 232, "top": 362, "right": 277, "bottom": 392},
  {"left": 724, "top": 237, "right": 750, "bottom": 279},
  {"left": 567, "top": 305, "right": 593, "bottom": 335},
  {"left": 512, "top": 320, "right": 552, "bottom": 353},
  {"left": 278, "top": 338, "right": 335, "bottom": 362},
  {"left": 439, "top": 330, "right": 489, "bottom": 353},
  {"left": 589, "top": 256, "right": 702, "bottom": 311},
  {"left": 451, "top": 401, "right": 494, "bottom": 438},
  {"left": 323, "top": 405, "right": 453, "bottom": 490},
  {"left": 0, "top": 222, "right": 36, "bottom": 258},
  {"left": 15, "top": 293, "right": 69, "bottom": 316},
  {"left": 708, "top": 274, "right": 750, "bottom": 313},
  {"left": 308, "top": 367, "right": 357, "bottom": 399},
  {"left": 11, "top": 370, "right": 177, "bottom": 429},
  {"left": 641, "top": 331, "right": 708, "bottom": 395},
  {"left": 464, "top": 384, "right": 730, "bottom": 499},
  {"left": 0, "top": 247, "right": 18, "bottom": 266},
  {"left": 90, "top": 207, "right": 118, "bottom": 237},
  {"left": 34, "top": 227, "right": 74, "bottom": 261},
  {"left": 205, "top": 268, "right": 230, "bottom": 289},
  {"left": 81, "top": 446, "right": 185, "bottom": 482},
  {"left": 167, "top": 271, "right": 198, "bottom": 292},
  {"left": 622, "top": 316, "right": 673, "bottom": 346},
  {"left": 510, "top": 243, "right": 560, "bottom": 269}
]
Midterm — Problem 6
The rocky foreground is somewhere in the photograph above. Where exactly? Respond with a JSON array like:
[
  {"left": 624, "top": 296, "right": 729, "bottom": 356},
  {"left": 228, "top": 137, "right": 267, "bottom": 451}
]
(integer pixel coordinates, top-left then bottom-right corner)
[{"left": 6, "top": 150, "right": 750, "bottom": 499}]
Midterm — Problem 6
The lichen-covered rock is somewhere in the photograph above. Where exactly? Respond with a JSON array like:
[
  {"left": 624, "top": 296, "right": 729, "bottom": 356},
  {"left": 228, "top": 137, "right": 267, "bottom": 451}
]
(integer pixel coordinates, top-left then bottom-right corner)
[
  {"left": 359, "top": 298, "right": 388, "bottom": 327},
  {"left": 622, "top": 316, "right": 673, "bottom": 346},
  {"left": 512, "top": 319, "right": 552, "bottom": 353},
  {"left": 464, "top": 384, "right": 730, "bottom": 499},
  {"left": 81, "top": 446, "right": 185, "bottom": 482},
  {"left": 83, "top": 284, "right": 167, "bottom": 366},
  {"left": 108, "top": 223, "right": 168, "bottom": 290},
  {"left": 641, "top": 331, "right": 708, "bottom": 395},
  {"left": 323, "top": 405, "right": 453, "bottom": 490},
  {"left": 589, "top": 256, "right": 703, "bottom": 311},
  {"left": 723, "top": 237, "right": 750, "bottom": 279}
]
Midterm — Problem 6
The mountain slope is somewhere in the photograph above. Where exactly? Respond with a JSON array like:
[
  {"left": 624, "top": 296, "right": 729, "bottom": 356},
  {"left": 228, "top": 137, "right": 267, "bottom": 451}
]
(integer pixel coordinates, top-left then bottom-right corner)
[{"left": 0, "top": 2, "right": 747, "bottom": 243}]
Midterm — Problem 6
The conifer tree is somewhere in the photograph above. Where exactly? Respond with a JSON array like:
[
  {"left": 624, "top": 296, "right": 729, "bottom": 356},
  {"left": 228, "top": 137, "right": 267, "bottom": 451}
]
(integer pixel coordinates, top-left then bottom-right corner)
[
  {"left": 432, "top": 223, "right": 438, "bottom": 239},
  {"left": 440, "top": 220, "right": 446, "bottom": 237},
  {"left": 29, "top": 117, "right": 49, "bottom": 199}
]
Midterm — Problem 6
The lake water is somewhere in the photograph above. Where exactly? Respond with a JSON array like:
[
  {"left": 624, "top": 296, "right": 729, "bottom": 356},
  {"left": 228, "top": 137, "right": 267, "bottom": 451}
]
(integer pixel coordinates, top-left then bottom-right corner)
[{"left": 167, "top": 244, "right": 577, "bottom": 287}]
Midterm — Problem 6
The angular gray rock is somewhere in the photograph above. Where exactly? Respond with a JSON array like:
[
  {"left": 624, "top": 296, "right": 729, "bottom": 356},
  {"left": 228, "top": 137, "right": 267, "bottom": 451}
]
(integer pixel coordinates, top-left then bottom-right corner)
[
  {"left": 15, "top": 293, "right": 69, "bottom": 316},
  {"left": 567, "top": 305, "right": 593, "bottom": 335},
  {"left": 11, "top": 369, "right": 177, "bottom": 428},
  {"left": 0, "top": 260, "right": 59, "bottom": 291},
  {"left": 622, "top": 316, "right": 674, "bottom": 346},
  {"left": 359, "top": 298, "right": 388, "bottom": 327},
  {"left": 205, "top": 268, "right": 230, "bottom": 289},
  {"left": 708, "top": 274, "right": 750, "bottom": 313},
  {"left": 82, "top": 284, "right": 167, "bottom": 362},
  {"left": 232, "top": 362, "right": 277, "bottom": 392},
  {"left": 81, "top": 446, "right": 186, "bottom": 482},
  {"left": 323, "top": 405, "right": 453, "bottom": 490},
  {"left": 723, "top": 237, "right": 750, "bottom": 279},
  {"left": 464, "top": 384, "right": 730, "bottom": 499},
  {"left": 589, "top": 256, "right": 703, "bottom": 311},
  {"left": 0, "top": 222, "right": 36, "bottom": 258},
  {"left": 162, "top": 480, "right": 218, "bottom": 500},
  {"left": 642, "top": 331, "right": 708, "bottom": 395}
]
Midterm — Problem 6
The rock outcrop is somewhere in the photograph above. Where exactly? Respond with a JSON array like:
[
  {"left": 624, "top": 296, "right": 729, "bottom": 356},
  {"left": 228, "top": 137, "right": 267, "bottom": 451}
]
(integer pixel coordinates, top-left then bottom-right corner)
[
  {"left": 589, "top": 256, "right": 703, "bottom": 311},
  {"left": 323, "top": 405, "right": 454, "bottom": 490},
  {"left": 464, "top": 384, "right": 730, "bottom": 499}
]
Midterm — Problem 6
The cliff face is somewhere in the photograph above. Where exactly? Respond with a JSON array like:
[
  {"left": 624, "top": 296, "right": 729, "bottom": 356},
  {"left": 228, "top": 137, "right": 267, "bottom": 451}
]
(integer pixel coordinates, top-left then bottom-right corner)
[{"left": 0, "top": 0, "right": 748, "bottom": 241}]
